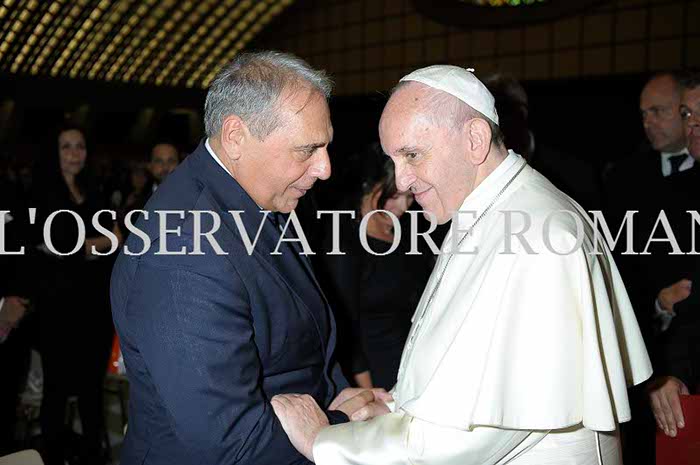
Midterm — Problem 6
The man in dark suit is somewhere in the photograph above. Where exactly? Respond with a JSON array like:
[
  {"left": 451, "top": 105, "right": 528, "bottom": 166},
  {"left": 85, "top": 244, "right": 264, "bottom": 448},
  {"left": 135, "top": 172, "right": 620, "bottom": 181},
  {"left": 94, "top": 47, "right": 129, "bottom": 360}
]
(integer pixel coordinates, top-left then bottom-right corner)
[
  {"left": 604, "top": 71, "right": 693, "bottom": 349},
  {"left": 110, "top": 52, "right": 378, "bottom": 465},
  {"left": 604, "top": 71, "right": 693, "bottom": 465},
  {"left": 649, "top": 71, "right": 700, "bottom": 438}
]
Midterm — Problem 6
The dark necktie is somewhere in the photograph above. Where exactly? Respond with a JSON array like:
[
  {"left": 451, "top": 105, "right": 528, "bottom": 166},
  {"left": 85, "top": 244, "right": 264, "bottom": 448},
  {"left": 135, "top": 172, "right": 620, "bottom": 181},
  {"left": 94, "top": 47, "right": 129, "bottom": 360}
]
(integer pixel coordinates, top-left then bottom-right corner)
[
  {"left": 669, "top": 154, "right": 687, "bottom": 175},
  {"left": 269, "top": 211, "right": 283, "bottom": 232}
]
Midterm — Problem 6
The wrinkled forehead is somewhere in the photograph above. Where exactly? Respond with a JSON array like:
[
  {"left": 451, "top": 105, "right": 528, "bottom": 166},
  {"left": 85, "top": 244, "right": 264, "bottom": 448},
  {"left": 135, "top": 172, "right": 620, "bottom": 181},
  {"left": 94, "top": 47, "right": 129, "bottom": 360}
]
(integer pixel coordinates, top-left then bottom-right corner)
[
  {"left": 384, "top": 82, "right": 435, "bottom": 115},
  {"left": 381, "top": 84, "right": 434, "bottom": 129},
  {"left": 379, "top": 109, "right": 434, "bottom": 155}
]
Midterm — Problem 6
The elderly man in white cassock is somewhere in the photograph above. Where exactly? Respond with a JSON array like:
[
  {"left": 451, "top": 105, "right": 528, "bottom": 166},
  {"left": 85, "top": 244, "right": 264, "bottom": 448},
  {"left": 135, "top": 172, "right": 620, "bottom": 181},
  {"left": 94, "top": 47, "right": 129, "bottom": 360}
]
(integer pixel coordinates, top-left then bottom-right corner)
[{"left": 271, "top": 65, "right": 653, "bottom": 465}]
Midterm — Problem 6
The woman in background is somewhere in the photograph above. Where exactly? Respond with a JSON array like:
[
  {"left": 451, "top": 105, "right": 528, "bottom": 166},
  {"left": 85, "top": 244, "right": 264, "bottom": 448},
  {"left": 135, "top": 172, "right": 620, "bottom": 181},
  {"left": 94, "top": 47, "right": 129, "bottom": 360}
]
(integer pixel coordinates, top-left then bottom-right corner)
[
  {"left": 316, "top": 143, "right": 434, "bottom": 390},
  {"left": 32, "top": 124, "right": 121, "bottom": 465}
]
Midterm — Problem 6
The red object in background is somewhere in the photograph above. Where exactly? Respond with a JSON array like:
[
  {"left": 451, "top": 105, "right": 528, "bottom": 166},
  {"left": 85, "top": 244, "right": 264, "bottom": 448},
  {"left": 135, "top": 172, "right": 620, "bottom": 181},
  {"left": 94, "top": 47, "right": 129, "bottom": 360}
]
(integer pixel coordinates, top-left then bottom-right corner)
[
  {"left": 656, "top": 395, "right": 700, "bottom": 465},
  {"left": 108, "top": 334, "right": 123, "bottom": 375}
]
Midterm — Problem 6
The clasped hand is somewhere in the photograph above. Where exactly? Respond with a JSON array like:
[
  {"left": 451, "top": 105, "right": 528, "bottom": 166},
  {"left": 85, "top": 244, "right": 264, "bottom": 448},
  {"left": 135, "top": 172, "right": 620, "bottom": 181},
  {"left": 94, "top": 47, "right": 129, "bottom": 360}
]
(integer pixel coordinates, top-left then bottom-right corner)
[{"left": 271, "top": 388, "right": 393, "bottom": 462}]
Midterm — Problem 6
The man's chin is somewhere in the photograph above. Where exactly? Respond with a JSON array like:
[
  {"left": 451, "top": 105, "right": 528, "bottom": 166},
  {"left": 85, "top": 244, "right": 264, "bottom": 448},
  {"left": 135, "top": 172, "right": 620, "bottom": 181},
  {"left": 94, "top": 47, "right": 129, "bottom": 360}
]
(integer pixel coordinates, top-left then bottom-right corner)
[
  {"left": 276, "top": 199, "right": 299, "bottom": 214},
  {"left": 421, "top": 208, "right": 450, "bottom": 225}
]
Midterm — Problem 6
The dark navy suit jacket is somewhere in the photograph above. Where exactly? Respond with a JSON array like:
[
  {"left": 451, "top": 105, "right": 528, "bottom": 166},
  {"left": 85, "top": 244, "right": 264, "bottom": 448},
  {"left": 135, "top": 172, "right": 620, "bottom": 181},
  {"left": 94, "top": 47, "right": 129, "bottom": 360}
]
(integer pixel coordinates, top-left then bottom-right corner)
[{"left": 111, "top": 142, "right": 349, "bottom": 465}]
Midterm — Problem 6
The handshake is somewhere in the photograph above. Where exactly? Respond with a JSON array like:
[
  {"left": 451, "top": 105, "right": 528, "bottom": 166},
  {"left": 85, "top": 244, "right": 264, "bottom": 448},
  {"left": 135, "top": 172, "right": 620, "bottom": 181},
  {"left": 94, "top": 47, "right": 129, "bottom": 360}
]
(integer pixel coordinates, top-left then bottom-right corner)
[{"left": 271, "top": 387, "right": 394, "bottom": 462}]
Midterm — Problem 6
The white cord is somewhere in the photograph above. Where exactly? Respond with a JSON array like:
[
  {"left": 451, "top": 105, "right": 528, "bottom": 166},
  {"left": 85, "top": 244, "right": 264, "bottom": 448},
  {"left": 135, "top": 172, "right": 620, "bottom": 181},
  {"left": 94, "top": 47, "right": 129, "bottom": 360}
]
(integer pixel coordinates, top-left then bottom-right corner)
[{"left": 595, "top": 431, "right": 603, "bottom": 465}]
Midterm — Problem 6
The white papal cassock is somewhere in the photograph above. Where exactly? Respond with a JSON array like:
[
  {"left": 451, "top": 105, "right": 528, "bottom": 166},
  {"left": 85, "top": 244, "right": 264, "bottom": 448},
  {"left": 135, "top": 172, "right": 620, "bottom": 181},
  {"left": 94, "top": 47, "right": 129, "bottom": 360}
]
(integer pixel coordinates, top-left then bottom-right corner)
[{"left": 313, "top": 152, "right": 653, "bottom": 465}]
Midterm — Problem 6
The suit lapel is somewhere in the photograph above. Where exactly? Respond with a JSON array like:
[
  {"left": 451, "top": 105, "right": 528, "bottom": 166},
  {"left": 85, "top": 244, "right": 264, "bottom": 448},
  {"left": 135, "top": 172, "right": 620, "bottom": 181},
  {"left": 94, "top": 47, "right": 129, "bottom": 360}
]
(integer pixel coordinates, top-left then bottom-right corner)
[{"left": 189, "top": 143, "right": 330, "bottom": 354}]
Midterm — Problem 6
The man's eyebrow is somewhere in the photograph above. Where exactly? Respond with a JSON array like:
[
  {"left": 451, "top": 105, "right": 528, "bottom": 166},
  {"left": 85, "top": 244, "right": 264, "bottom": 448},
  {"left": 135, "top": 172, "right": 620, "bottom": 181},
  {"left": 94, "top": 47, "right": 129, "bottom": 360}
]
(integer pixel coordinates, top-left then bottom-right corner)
[
  {"left": 295, "top": 142, "right": 327, "bottom": 151},
  {"left": 396, "top": 145, "right": 419, "bottom": 154}
]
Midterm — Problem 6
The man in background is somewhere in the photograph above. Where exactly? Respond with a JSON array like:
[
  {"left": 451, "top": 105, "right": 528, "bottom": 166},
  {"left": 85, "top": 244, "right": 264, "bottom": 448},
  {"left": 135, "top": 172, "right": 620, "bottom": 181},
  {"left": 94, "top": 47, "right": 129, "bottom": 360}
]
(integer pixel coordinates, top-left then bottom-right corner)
[
  {"left": 147, "top": 142, "right": 179, "bottom": 192},
  {"left": 649, "top": 71, "right": 700, "bottom": 439},
  {"left": 604, "top": 70, "right": 694, "bottom": 465},
  {"left": 604, "top": 71, "right": 692, "bottom": 348}
]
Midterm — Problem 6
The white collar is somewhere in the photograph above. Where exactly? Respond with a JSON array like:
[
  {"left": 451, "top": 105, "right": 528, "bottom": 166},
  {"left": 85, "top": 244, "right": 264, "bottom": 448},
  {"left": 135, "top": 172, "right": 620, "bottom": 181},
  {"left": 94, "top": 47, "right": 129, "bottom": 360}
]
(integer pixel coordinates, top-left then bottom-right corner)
[
  {"left": 456, "top": 150, "right": 521, "bottom": 214},
  {"left": 660, "top": 149, "right": 693, "bottom": 177},
  {"left": 444, "top": 150, "right": 524, "bottom": 243},
  {"left": 205, "top": 138, "right": 232, "bottom": 176},
  {"left": 205, "top": 138, "right": 267, "bottom": 210}
]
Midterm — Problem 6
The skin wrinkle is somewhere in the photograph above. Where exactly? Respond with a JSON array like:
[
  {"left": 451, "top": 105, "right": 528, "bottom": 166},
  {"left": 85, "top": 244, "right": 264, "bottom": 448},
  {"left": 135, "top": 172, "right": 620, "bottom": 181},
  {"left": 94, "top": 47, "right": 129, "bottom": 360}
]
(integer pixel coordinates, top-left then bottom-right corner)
[
  {"left": 211, "top": 84, "right": 333, "bottom": 214},
  {"left": 380, "top": 82, "right": 504, "bottom": 225}
]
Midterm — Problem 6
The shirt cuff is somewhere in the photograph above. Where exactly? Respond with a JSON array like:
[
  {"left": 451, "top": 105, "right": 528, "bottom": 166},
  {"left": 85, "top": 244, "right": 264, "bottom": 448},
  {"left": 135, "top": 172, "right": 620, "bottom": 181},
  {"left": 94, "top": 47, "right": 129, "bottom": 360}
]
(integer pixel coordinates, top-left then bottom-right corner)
[
  {"left": 326, "top": 409, "right": 349, "bottom": 425},
  {"left": 385, "top": 400, "right": 396, "bottom": 413},
  {"left": 654, "top": 299, "right": 675, "bottom": 332}
]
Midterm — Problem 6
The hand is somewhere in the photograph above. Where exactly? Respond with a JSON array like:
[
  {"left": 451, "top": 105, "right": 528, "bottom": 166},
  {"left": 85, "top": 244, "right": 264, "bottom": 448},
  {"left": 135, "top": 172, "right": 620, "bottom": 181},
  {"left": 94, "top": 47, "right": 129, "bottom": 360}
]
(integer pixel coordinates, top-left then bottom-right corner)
[
  {"left": 348, "top": 400, "right": 391, "bottom": 422},
  {"left": 330, "top": 387, "right": 394, "bottom": 421},
  {"left": 0, "top": 321, "right": 11, "bottom": 340},
  {"left": 0, "top": 296, "right": 30, "bottom": 328},
  {"left": 329, "top": 387, "right": 393, "bottom": 410},
  {"left": 658, "top": 279, "right": 692, "bottom": 313},
  {"left": 271, "top": 394, "right": 328, "bottom": 462},
  {"left": 648, "top": 376, "right": 690, "bottom": 437}
]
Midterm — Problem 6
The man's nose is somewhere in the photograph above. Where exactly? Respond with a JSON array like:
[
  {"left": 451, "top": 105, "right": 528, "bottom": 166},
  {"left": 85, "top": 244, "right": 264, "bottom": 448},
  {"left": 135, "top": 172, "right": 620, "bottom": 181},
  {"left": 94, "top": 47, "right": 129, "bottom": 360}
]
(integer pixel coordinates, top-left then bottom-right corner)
[
  {"left": 395, "top": 162, "right": 415, "bottom": 192},
  {"left": 309, "top": 150, "right": 331, "bottom": 180}
]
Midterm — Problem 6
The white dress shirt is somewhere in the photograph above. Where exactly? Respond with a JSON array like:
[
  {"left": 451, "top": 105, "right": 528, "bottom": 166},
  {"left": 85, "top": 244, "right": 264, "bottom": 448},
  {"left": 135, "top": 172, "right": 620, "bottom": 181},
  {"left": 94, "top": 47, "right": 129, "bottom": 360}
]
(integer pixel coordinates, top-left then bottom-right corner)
[{"left": 660, "top": 149, "right": 693, "bottom": 177}]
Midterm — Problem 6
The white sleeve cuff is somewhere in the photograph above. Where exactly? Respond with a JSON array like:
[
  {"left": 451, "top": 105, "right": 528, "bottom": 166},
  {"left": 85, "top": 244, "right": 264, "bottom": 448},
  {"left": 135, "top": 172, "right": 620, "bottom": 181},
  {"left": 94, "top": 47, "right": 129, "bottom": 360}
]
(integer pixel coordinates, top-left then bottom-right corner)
[
  {"left": 385, "top": 400, "right": 396, "bottom": 413},
  {"left": 654, "top": 299, "right": 675, "bottom": 332}
]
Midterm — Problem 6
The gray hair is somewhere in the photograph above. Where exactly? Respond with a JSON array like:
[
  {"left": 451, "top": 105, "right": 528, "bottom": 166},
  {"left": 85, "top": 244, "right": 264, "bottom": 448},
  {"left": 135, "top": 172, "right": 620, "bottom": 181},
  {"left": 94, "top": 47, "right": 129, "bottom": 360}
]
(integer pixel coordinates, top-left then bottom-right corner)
[
  {"left": 204, "top": 51, "right": 333, "bottom": 139},
  {"left": 392, "top": 81, "right": 504, "bottom": 148}
]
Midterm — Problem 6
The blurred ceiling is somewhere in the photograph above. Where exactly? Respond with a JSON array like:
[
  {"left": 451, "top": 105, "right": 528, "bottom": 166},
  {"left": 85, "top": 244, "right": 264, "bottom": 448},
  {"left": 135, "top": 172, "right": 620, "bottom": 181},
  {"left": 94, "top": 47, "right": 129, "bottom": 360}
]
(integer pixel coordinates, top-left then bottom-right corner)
[
  {"left": 415, "top": 0, "right": 607, "bottom": 27},
  {"left": 0, "top": 0, "right": 294, "bottom": 89}
]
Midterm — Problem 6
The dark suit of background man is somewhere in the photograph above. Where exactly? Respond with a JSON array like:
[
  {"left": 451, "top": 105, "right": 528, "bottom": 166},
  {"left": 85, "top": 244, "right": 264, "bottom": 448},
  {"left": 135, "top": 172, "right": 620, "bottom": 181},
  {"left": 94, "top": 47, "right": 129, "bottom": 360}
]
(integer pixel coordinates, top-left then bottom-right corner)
[
  {"left": 648, "top": 71, "right": 700, "bottom": 440},
  {"left": 604, "top": 71, "right": 693, "bottom": 465},
  {"left": 111, "top": 51, "right": 371, "bottom": 465},
  {"left": 604, "top": 72, "right": 693, "bottom": 352}
]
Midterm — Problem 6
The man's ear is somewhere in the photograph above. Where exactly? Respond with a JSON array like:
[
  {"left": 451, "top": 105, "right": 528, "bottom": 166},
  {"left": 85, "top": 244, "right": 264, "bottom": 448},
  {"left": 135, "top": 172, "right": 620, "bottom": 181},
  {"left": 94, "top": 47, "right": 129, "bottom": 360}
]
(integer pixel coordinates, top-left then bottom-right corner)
[
  {"left": 465, "top": 118, "right": 492, "bottom": 165},
  {"left": 219, "top": 115, "right": 248, "bottom": 162}
]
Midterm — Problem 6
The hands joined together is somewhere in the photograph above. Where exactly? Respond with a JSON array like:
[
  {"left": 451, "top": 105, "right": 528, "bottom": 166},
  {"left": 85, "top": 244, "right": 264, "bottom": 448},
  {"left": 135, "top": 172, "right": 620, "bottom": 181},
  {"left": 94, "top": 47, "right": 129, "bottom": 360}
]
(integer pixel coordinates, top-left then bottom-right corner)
[{"left": 271, "top": 387, "right": 393, "bottom": 462}]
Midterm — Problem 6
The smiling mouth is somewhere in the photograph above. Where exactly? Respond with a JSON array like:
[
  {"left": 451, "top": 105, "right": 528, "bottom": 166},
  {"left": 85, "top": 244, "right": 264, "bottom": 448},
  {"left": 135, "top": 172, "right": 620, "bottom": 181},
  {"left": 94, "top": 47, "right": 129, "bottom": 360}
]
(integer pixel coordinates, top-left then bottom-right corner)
[{"left": 413, "top": 188, "right": 432, "bottom": 202}]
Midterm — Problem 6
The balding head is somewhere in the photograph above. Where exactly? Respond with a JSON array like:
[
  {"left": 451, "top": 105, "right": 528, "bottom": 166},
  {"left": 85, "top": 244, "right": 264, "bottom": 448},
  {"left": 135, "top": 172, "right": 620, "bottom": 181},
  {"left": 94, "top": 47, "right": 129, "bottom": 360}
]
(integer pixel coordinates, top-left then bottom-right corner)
[{"left": 640, "top": 73, "right": 686, "bottom": 153}]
